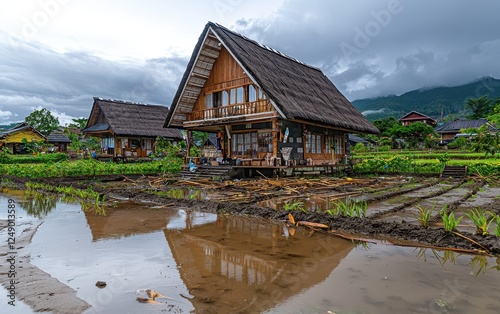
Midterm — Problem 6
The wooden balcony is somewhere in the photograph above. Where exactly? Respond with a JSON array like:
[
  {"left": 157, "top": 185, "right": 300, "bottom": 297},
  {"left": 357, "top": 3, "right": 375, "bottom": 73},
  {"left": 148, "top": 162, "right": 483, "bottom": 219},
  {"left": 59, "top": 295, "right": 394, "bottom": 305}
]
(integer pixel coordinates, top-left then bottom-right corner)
[{"left": 187, "top": 100, "right": 273, "bottom": 122}]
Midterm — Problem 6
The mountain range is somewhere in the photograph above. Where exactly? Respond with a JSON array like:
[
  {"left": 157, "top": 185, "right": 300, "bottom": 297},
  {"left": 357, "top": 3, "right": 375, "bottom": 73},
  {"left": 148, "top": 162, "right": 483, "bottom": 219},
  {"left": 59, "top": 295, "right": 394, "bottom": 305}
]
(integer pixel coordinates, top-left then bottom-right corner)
[{"left": 352, "top": 77, "right": 500, "bottom": 121}]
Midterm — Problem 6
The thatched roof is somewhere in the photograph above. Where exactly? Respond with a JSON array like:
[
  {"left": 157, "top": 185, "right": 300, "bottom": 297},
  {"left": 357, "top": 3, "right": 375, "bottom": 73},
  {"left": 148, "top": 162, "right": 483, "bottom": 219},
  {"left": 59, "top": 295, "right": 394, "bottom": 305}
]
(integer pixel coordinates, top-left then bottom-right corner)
[
  {"left": 165, "top": 22, "right": 379, "bottom": 134},
  {"left": 48, "top": 130, "right": 71, "bottom": 143},
  {"left": 83, "top": 98, "right": 183, "bottom": 139},
  {"left": 435, "top": 118, "right": 496, "bottom": 134}
]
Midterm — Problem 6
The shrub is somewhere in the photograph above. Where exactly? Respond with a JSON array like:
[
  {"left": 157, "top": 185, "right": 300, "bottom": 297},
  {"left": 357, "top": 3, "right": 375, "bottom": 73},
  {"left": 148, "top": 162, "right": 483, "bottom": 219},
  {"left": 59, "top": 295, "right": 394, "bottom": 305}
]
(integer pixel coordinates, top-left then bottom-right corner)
[
  {"left": 378, "top": 145, "right": 391, "bottom": 152},
  {"left": 353, "top": 142, "right": 367, "bottom": 153}
]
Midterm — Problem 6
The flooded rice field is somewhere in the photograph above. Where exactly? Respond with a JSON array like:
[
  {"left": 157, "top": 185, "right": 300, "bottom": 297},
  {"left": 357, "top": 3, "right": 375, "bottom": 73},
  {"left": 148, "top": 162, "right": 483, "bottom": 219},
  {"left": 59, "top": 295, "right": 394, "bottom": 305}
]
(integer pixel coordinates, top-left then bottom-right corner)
[{"left": 1, "top": 185, "right": 500, "bottom": 314}]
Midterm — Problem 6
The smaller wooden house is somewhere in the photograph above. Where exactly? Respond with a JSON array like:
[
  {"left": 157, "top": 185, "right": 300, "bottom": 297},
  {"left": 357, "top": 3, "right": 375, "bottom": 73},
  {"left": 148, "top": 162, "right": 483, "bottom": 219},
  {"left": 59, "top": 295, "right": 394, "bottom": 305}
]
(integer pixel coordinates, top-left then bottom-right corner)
[
  {"left": 435, "top": 118, "right": 497, "bottom": 145},
  {"left": 0, "top": 123, "right": 46, "bottom": 154},
  {"left": 48, "top": 130, "right": 72, "bottom": 152},
  {"left": 399, "top": 111, "right": 437, "bottom": 126},
  {"left": 82, "top": 98, "right": 183, "bottom": 158}
]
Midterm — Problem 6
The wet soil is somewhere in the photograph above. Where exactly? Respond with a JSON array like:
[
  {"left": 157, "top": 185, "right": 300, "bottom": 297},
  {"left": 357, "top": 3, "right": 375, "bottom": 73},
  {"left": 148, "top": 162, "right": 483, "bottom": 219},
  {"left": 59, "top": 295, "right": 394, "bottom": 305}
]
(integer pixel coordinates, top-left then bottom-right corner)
[{"left": 2, "top": 174, "right": 500, "bottom": 255}]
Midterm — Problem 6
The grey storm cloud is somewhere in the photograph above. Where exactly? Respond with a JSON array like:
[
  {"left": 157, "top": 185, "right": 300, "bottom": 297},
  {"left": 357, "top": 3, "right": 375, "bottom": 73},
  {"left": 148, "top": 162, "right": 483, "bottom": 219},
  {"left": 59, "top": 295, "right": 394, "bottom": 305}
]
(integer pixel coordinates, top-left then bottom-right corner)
[
  {"left": 2, "top": 0, "right": 500, "bottom": 124},
  {"left": 0, "top": 32, "right": 187, "bottom": 124},
  {"left": 235, "top": 0, "right": 500, "bottom": 100}
]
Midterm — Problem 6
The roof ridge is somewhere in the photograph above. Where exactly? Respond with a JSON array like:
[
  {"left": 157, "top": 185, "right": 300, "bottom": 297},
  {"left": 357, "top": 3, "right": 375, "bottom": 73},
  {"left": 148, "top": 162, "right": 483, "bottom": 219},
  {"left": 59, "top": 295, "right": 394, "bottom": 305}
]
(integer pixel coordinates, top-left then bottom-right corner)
[
  {"left": 93, "top": 96, "right": 165, "bottom": 108},
  {"left": 209, "top": 22, "right": 321, "bottom": 71}
]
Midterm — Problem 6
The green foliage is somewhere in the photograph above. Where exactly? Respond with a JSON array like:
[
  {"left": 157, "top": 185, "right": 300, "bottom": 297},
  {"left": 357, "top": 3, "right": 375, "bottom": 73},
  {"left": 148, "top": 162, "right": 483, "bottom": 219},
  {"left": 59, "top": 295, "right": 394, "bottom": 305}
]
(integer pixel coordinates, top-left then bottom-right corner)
[
  {"left": 441, "top": 211, "right": 463, "bottom": 232},
  {"left": 466, "top": 208, "right": 495, "bottom": 235},
  {"left": 21, "top": 138, "right": 44, "bottom": 154},
  {"left": 192, "top": 131, "right": 209, "bottom": 147},
  {"left": 447, "top": 137, "right": 469, "bottom": 149},
  {"left": 283, "top": 200, "right": 307, "bottom": 213},
  {"left": 0, "top": 152, "right": 68, "bottom": 164},
  {"left": 465, "top": 95, "right": 494, "bottom": 119},
  {"left": 495, "top": 216, "right": 500, "bottom": 237},
  {"left": 327, "top": 198, "right": 367, "bottom": 218},
  {"left": 373, "top": 116, "right": 399, "bottom": 135},
  {"left": 353, "top": 142, "right": 367, "bottom": 152},
  {"left": 0, "top": 157, "right": 181, "bottom": 178},
  {"left": 189, "top": 146, "right": 201, "bottom": 157},
  {"left": 415, "top": 204, "right": 434, "bottom": 228},
  {"left": 24, "top": 108, "right": 60, "bottom": 136},
  {"left": 67, "top": 118, "right": 88, "bottom": 129},
  {"left": 378, "top": 145, "right": 391, "bottom": 151},
  {"left": 468, "top": 124, "right": 500, "bottom": 156}
]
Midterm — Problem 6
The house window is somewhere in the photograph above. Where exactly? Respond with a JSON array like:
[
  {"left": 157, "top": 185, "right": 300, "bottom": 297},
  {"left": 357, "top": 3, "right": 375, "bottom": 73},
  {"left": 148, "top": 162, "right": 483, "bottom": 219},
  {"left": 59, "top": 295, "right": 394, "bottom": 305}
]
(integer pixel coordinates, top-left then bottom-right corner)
[
  {"left": 205, "top": 93, "right": 213, "bottom": 109},
  {"left": 229, "top": 89, "right": 236, "bottom": 104},
  {"left": 334, "top": 136, "right": 344, "bottom": 155},
  {"left": 248, "top": 85, "right": 257, "bottom": 102},
  {"left": 236, "top": 87, "right": 244, "bottom": 103},
  {"left": 306, "top": 133, "right": 322, "bottom": 154},
  {"left": 258, "top": 88, "right": 266, "bottom": 100},
  {"left": 221, "top": 90, "right": 229, "bottom": 106},
  {"left": 324, "top": 135, "right": 332, "bottom": 154},
  {"left": 258, "top": 132, "right": 272, "bottom": 153},
  {"left": 232, "top": 132, "right": 258, "bottom": 157}
]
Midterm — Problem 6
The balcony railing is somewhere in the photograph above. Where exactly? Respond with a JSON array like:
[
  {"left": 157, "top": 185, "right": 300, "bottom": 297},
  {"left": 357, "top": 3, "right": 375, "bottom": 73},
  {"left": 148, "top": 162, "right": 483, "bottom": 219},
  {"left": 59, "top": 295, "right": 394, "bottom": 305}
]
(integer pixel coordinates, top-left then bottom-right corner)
[{"left": 187, "top": 100, "right": 273, "bottom": 121}]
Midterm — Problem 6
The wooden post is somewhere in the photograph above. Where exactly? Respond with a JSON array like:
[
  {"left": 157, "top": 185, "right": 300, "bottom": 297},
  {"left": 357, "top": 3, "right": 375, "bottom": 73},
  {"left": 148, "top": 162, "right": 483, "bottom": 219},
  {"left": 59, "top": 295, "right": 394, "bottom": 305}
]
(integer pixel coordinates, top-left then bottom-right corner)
[
  {"left": 186, "top": 130, "right": 192, "bottom": 164},
  {"left": 272, "top": 118, "right": 279, "bottom": 158}
]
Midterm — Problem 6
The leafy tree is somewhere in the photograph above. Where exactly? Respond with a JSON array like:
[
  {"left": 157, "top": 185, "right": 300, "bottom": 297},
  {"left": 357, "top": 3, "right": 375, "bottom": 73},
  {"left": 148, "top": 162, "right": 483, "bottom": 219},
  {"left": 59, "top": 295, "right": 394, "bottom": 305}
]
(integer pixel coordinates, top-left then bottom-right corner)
[
  {"left": 469, "top": 124, "right": 499, "bottom": 156},
  {"left": 373, "top": 116, "right": 399, "bottom": 136},
  {"left": 192, "top": 131, "right": 209, "bottom": 147},
  {"left": 487, "top": 101, "right": 500, "bottom": 125},
  {"left": 67, "top": 118, "right": 88, "bottom": 129},
  {"left": 386, "top": 122, "right": 437, "bottom": 149},
  {"left": 465, "top": 96, "right": 494, "bottom": 119},
  {"left": 25, "top": 108, "right": 59, "bottom": 136}
]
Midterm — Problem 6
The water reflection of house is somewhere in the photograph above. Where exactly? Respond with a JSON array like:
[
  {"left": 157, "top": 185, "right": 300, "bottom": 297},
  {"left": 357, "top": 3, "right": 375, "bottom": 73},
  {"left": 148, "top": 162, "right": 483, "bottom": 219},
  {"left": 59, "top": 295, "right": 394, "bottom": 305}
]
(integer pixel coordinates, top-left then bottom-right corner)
[
  {"left": 84, "top": 203, "right": 178, "bottom": 241},
  {"left": 164, "top": 215, "right": 353, "bottom": 313}
]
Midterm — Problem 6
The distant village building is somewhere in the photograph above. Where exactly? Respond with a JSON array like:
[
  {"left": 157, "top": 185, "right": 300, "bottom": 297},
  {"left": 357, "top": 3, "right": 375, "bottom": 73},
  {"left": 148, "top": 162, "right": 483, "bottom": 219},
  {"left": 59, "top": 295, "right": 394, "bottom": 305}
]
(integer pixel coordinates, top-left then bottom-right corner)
[
  {"left": 399, "top": 111, "right": 437, "bottom": 126},
  {"left": 165, "top": 22, "right": 379, "bottom": 165},
  {"left": 0, "top": 122, "right": 46, "bottom": 154},
  {"left": 47, "top": 130, "right": 72, "bottom": 152},
  {"left": 435, "top": 118, "right": 497, "bottom": 145},
  {"left": 82, "top": 98, "right": 183, "bottom": 158}
]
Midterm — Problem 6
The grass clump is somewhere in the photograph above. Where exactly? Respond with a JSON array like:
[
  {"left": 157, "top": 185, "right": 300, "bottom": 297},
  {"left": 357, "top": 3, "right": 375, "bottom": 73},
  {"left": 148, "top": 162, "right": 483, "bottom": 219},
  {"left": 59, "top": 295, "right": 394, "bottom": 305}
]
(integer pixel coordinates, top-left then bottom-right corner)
[
  {"left": 327, "top": 198, "right": 367, "bottom": 218},
  {"left": 415, "top": 204, "right": 435, "bottom": 228},
  {"left": 441, "top": 211, "right": 463, "bottom": 232},
  {"left": 466, "top": 208, "right": 496, "bottom": 235}
]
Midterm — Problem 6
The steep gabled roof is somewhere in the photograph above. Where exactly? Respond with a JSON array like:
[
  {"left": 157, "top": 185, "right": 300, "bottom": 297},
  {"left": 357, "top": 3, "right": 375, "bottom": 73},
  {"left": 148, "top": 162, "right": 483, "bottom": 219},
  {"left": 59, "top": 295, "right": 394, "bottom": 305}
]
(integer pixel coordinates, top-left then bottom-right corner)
[
  {"left": 83, "top": 98, "right": 183, "bottom": 139},
  {"left": 165, "top": 22, "right": 379, "bottom": 134},
  {"left": 0, "top": 122, "right": 46, "bottom": 140},
  {"left": 435, "top": 119, "right": 496, "bottom": 133},
  {"left": 399, "top": 111, "right": 437, "bottom": 123}
]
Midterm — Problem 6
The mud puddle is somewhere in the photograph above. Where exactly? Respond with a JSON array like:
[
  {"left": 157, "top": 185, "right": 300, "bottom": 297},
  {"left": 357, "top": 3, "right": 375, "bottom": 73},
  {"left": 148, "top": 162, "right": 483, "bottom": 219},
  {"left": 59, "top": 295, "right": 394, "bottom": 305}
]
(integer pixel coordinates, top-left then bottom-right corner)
[{"left": 2, "top": 191, "right": 500, "bottom": 313}]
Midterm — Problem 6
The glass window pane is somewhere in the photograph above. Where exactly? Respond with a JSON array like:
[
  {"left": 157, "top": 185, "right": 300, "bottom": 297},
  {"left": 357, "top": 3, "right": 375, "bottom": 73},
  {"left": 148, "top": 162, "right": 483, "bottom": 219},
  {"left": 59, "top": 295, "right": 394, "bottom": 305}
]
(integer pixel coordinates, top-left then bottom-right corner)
[
  {"left": 248, "top": 85, "right": 257, "bottom": 102},
  {"left": 222, "top": 90, "right": 229, "bottom": 106},
  {"left": 206, "top": 94, "right": 213, "bottom": 109},
  {"left": 236, "top": 87, "right": 244, "bottom": 103},
  {"left": 230, "top": 89, "right": 236, "bottom": 104}
]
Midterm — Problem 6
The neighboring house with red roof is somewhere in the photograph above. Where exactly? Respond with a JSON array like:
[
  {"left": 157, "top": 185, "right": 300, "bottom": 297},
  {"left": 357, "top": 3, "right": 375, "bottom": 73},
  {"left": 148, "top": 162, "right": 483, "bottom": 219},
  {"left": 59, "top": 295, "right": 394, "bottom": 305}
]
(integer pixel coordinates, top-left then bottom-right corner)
[{"left": 399, "top": 111, "right": 437, "bottom": 126}]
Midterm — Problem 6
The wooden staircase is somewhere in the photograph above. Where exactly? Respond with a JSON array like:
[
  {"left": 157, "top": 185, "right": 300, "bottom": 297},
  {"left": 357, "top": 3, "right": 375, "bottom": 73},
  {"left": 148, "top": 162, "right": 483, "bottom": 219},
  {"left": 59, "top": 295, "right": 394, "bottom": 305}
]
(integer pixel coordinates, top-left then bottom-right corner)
[
  {"left": 179, "top": 165, "right": 232, "bottom": 181},
  {"left": 440, "top": 165, "right": 467, "bottom": 179}
]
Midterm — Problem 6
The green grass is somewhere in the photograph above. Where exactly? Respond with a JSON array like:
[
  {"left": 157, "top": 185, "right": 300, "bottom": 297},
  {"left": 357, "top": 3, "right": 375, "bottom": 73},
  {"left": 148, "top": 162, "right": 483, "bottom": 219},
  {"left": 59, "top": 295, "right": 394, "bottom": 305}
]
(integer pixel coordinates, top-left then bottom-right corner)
[{"left": 442, "top": 211, "right": 463, "bottom": 232}]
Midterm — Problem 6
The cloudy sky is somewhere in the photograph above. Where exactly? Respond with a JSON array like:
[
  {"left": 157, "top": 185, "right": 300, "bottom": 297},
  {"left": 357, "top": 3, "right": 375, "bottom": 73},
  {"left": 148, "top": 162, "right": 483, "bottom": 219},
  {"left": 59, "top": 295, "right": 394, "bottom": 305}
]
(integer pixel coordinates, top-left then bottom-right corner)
[{"left": 1, "top": 0, "right": 499, "bottom": 125}]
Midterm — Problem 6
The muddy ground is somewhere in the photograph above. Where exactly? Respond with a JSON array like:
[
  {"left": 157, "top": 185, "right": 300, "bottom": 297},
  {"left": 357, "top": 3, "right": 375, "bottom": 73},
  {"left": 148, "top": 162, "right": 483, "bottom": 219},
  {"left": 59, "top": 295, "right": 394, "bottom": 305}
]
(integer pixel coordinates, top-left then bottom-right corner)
[{"left": 3, "top": 173, "right": 500, "bottom": 255}]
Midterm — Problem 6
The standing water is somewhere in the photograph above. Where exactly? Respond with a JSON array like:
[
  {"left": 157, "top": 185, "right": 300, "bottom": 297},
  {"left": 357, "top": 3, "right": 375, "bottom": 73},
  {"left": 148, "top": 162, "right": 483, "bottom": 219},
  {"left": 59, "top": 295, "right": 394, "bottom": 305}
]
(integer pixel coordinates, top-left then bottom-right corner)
[{"left": 1, "top": 190, "right": 500, "bottom": 313}]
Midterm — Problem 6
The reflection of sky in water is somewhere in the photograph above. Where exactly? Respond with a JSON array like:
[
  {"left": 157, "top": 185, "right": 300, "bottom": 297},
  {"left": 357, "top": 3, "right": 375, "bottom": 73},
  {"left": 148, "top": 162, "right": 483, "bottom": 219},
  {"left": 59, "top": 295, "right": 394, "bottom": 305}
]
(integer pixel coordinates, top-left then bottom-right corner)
[{"left": 166, "top": 209, "right": 218, "bottom": 230}]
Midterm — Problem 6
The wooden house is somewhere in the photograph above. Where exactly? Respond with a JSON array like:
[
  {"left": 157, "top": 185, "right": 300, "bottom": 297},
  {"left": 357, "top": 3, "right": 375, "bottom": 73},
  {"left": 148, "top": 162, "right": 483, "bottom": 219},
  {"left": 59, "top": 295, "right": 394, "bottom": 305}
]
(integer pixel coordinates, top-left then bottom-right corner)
[
  {"left": 0, "top": 122, "right": 46, "bottom": 154},
  {"left": 399, "top": 111, "right": 437, "bottom": 126},
  {"left": 82, "top": 98, "right": 183, "bottom": 158},
  {"left": 165, "top": 22, "right": 379, "bottom": 166},
  {"left": 47, "top": 130, "right": 72, "bottom": 152},
  {"left": 435, "top": 118, "right": 497, "bottom": 145}
]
